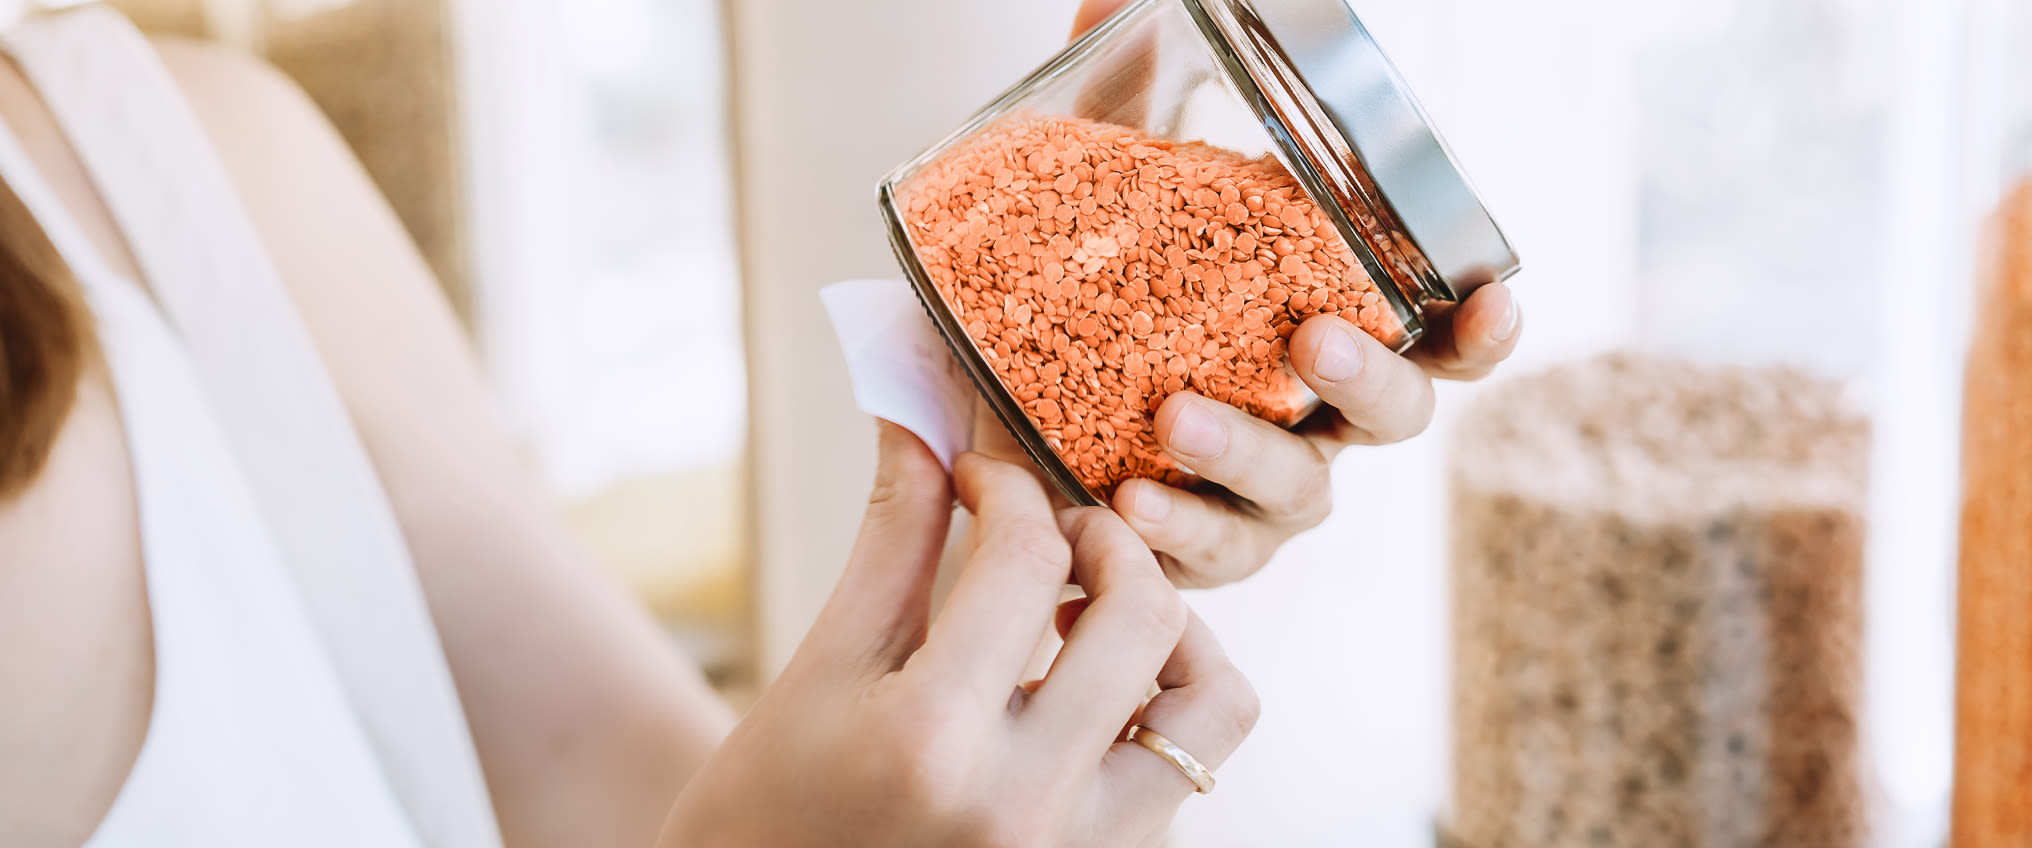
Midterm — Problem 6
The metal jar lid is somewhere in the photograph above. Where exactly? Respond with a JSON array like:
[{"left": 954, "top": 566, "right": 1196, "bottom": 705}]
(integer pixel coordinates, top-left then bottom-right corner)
[{"left": 1183, "top": 0, "right": 1519, "bottom": 316}]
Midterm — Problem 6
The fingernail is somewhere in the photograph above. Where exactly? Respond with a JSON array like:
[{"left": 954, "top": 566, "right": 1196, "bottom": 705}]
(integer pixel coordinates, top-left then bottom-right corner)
[
  {"left": 1312, "top": 322, "right": 1364, "bottom": 383},
  {"left": 1492, "top": 296, "right": 1521, "bottom": 342},
  {"left": 1167, "top": 400, "right": 1228, "bottom": 459},
  {"left": 1128, "top": 482, "right": 1172, "bottom": 523}
]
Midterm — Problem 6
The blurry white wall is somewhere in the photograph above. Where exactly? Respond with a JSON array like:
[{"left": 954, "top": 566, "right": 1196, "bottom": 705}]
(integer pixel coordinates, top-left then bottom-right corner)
[
  {"left": 455, "top": 0, "right": 745, "bottom": 501},
  {"left": 726, "top": 0, "right": 1091, "bottom": 673},
  {"left": 453, "top": 0, "right": 752, "bottom": 664}
]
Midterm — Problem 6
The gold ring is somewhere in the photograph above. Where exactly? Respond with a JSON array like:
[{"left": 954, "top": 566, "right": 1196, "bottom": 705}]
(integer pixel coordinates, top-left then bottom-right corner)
[{"left": 1128, "top": 726, "right": 1215, "bottom": 794}]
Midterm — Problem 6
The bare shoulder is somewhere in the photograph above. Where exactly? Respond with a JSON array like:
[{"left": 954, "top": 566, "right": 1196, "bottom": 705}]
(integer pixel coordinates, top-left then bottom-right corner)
[
  {"left": 147, "top": 35, "right": 352, "bottom": 174},
  {"left": 139, "top": 32, "right": 499, "bottom": 527},
  {"left": 149, "top": 35, "right": 315, "bottom": 121},
  {"left": 141, "top": 33, "right": 469, "bottom": 408}
]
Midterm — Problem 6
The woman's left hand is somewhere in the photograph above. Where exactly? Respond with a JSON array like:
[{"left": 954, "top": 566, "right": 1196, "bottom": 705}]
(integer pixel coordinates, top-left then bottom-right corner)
[
  {"left": 1113, "top": 287, "right": 1521, "bottom": 587},
  {"left": 971, "top": 281, "right": 1521, "bottom": 590}
]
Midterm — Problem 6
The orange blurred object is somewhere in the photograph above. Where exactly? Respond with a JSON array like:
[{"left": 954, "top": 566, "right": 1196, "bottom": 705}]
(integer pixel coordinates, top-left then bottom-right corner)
[{"left": 1951, "top": 177, "right": 2032, "bottom": 847}]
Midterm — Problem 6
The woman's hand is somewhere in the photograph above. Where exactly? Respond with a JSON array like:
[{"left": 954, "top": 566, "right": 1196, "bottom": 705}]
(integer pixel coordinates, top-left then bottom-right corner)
[
  {"left": 1116, "top": 289, "right": 1522, "bottom": 588},
  {"left": 661, "top": 424, "right": 1259, "bottom": 848},
  {"left": 1066, "top": 0, "right": 1525, "bottom": 588}
]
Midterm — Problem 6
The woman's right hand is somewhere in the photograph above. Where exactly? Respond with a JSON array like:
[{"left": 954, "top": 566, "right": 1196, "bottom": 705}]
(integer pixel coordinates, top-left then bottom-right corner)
[{"left": 660, "top": 423, "right": 1258, "bottom": 847}]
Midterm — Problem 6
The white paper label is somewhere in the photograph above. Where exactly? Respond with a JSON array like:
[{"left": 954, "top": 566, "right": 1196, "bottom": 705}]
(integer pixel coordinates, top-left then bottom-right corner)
[{"left": 820, "top": 279, "right": 979, "bottom": 469}]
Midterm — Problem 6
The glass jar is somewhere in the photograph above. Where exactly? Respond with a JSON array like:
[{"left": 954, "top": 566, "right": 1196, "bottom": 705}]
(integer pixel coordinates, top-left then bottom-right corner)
[
  {"left": 877, "top": 0, "right": 1518, "bottom": 506},
  {"left": 1953, "top": 0, "right": 2032, "bottom": 842},
  {"left": 1445, "top": 354, "right": 1871, "bottom": 848}
]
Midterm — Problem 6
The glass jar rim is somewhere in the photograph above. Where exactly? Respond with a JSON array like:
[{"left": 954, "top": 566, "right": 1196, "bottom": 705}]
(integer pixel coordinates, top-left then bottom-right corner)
[{"left": 1182, "top": 0, "right": 1519, "bottom": 333}]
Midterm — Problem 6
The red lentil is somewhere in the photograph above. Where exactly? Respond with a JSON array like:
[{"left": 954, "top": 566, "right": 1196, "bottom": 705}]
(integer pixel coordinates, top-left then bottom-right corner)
[{"left": 900, "top": 112, "right": 1406, "bottom": 496}]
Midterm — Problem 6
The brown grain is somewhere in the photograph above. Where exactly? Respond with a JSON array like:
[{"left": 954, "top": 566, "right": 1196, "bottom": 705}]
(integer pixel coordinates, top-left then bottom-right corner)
[{"left": 1446, "top": 354, "right": 1869, "bottom": 848}]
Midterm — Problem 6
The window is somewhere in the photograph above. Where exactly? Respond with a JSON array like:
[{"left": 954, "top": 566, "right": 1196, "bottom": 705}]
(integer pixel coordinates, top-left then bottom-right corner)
[{"left": 453, "top": 0, "right": 753, "bottom": 680}]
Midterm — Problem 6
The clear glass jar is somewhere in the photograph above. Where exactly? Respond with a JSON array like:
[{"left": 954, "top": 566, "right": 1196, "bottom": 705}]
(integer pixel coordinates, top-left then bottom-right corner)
[
  {"left": 877, "top": 0, "right": 1517, "bottom": 506},
  {"left": 1953, "top": 1, "right": 2032, "bottom": 843},
  {"left": 1445, "top": 354, "right": 1871, "bottom": 848}
]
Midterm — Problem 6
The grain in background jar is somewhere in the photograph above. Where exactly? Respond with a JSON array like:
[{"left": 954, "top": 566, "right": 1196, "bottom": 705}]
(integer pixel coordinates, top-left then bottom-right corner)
[{"left": 1445, "top": 355, "right": 1869, "bottom": 848}]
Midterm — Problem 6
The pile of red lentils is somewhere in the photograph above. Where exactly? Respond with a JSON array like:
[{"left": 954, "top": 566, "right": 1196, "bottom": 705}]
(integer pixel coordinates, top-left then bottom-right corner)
[{"left": 900, "top": 112, "right": 1405, "bottom": 496}]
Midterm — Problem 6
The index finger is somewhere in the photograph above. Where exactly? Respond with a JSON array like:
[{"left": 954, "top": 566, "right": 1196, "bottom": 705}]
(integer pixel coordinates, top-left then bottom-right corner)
[
  {"left": 1026, "top": 508, "right": 1187, "bottom": 757},
  {"left": 910, "top": 453, "right": 1074, "bottom": 702}
]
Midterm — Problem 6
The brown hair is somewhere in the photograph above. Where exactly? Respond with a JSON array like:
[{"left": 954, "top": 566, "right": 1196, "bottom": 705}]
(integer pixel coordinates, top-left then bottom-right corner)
[{"left": 0, "top": 175, "right": 93, "bottom": 498}]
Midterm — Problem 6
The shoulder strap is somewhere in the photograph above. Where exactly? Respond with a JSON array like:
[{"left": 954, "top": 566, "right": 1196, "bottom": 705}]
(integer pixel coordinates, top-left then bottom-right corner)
[{"left": 1, "top": 10, "right": 502, "bottom": 847}]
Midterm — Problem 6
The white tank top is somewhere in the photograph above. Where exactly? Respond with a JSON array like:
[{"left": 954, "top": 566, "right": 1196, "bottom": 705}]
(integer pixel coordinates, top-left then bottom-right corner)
[{"left": 0, "top": 8, "right": 503, "bottom": 847}]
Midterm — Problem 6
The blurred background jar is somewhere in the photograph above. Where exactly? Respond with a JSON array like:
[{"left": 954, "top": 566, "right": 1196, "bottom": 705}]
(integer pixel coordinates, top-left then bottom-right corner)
[
  {"left": 1428, "top": 0, "right": 1968, "bottom": 845},
  {"left": 1952, "top": 0, "right": 2032, "bottom": 842},
  {"left": 1446, "top": 353, "right": 1872, "bottom": 848}
]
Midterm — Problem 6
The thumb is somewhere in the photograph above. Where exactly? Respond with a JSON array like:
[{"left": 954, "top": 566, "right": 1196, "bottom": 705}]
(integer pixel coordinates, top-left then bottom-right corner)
[{"left": 804, "top": 421, "right": 954, "bottom": 674}]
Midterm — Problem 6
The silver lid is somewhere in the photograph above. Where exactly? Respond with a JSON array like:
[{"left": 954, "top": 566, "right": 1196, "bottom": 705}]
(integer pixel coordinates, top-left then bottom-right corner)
[{"left": 1194, "top": 0, "right": 1519, "bottom": 302}]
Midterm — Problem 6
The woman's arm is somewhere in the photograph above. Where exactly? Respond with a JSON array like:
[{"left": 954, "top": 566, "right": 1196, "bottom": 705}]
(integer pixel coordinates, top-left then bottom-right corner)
[{"left": 154, "top": 40, "right": 735, "bottom": 847}]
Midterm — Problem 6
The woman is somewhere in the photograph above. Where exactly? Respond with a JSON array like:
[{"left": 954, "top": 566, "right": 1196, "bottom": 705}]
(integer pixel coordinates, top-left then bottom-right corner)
[{"left": 0, "top": 1, "right": 1521, "bottom": 846}]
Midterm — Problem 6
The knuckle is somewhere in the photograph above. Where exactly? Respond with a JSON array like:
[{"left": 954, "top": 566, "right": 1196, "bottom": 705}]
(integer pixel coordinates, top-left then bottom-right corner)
[
  {"left": 1153, "top": 551, "right": 1208, "bottom": 590},
  {"left": 1000, "top": 521, "right": 1073, "bottom": 572},
  {"left": 869, "top": 464, "right": 943, "bottom": 511},
  {"left": 888, "top": 752, "right": 964, "bottom": 811},
  {"left": 1273, "top": 453, "right": 1335, "bottom": 527},
  {"left": 1167, "top": 672, "right": 1260, "bottom": 748},
  {"left": 1398, "top": 392, "right": 1438, "bottom": 441},
  {"left": 1165, "top": 507, "right": 1265, "bottom": 587},
  {"left": 1219, "top": 429, "right": 1300, "bottom": 496},
  {"left": 969, "top": 453, "right": 1034, "bottom": 490},
  {"left": 1061, "top": 507, "right": 1111, "bottom": 545},
  {"left": 1186, "top": 539, "right": 1270, "bottom": 589},
  {"left": 866, "top": 479, "right": 907, "bottom": 509},
  {"left": 1162, "top": 561, "right": 1214, "bottom": 591},
  {"left": 953, "top": 812, "right": 1049, "bottom": 848},
  {"left": 1169, "top": 525, "right": 1232, "bottom": 586},
  {"left": 872, "top": 703, "right": 974, "bottom": 810},
  {"left": 1117, "top": 583, "right": 1189, "bottom": 645},
  {"left": 1344, "top": 371, "right": 1432, "bottom": 444},
  {"left": 1221, "top": 674, "right": 1264, "bottom": 739},
  {"left": 1452, "top": 363, "right": 1500, "bottom": 383}
]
